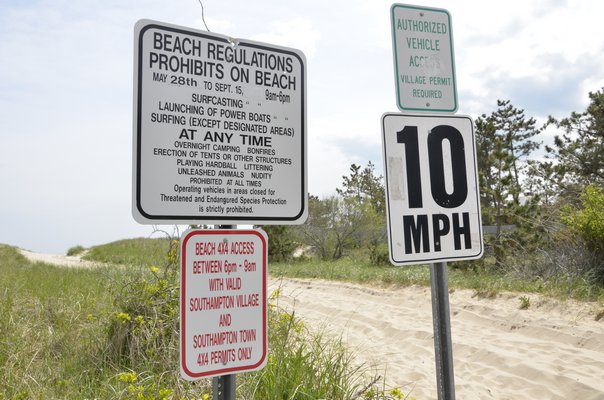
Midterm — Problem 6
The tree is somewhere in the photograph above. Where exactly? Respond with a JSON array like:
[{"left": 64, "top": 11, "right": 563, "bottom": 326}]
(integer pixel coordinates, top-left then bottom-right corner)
[
  {"left": 259, "top": 225, "right": 297, "bottom": 262},
  {"left": 524, "top": 160, "right": 560, "bottom": 206},
  {"left": 475, "top": 113, "right": 512, "bottom": 227},
  {"left": 296, "top": 195, "right": 381, "bottom": 260},
  {"left": 546, "top": 88, "right": 604, "bottom": 188},
  {"left": 474, "top": 101, "right": 543, "bottom": 268},
  {"left": 336, "top": 161, "right": 385, "bottom": 215},
  {"left": 295, "top": 162, "right": 387, "bottom": 261},
  {"left": 475, "top": 100, "right": 541, "bottom": 225},
  {"left": 337, "top": 162, "right": 388, "bottom": 262},
  {"left": 491, "top": 100, "right": 542, "bottom": 203}
]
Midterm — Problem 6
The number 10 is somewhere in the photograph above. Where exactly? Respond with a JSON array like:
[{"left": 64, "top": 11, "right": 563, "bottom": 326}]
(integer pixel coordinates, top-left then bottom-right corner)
[{"left": 396, "top": 125, "right": 468, "bottom": 209}]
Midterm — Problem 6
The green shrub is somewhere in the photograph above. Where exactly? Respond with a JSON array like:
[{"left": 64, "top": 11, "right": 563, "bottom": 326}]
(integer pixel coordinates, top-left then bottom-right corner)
[
  {"left": 560, "top": 185, "right": 604, "bottom": 284},
  {"left": 259, "top": 225, "right": 297, "bottom": 262},
  {"left": 368, "top": 242, "right": 390, "bottom": 265},
  {"left": 562, "top": 184, "right": 604, "bottom": 255},
  {"left": 67, "top": 245, "right": 85, "bottom": 256},
  {"left": 104, "top": 239, "right": 387, "bottom": 399},
  {"left": 105, "top": 240, "right": 180, "bottom": 370}
]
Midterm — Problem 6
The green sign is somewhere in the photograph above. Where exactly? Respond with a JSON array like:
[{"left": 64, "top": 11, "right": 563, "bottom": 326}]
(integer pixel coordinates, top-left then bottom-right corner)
[{"left": 391, "top": 3, "right": 457, "bottom": 113}]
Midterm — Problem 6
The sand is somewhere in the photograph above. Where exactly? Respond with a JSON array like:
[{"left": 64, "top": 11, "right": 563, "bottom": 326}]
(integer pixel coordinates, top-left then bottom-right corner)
[
  {"left": 270, "top": 277, "right": 604, "bottom": 400},
  {"left": 19, "top": 249, "right": 604, "bottom": 399},
  {"left": 19, "top": 248, "right": 102, "bottom": 268}
]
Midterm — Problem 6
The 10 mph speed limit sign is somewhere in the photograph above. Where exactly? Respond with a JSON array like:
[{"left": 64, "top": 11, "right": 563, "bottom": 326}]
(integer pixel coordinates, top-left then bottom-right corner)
[{"left": 382, "top": 113, "right": 483, "bottom": 266}]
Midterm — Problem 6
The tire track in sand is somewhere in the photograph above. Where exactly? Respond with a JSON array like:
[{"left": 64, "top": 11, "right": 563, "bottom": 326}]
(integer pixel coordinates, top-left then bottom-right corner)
[{"left": 270, "top": 277, "right": 604, "bottom": 400}]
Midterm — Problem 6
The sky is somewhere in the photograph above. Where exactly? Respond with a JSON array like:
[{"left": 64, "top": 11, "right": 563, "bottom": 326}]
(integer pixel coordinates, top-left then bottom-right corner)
[{"left": 1, "top": 0, "right": 604, "bottom": 254}]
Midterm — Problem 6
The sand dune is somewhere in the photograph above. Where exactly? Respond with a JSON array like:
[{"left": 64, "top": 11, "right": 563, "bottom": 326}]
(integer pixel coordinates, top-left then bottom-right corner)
[
  {"left": 271, "top": 278, "right": 604, "bottom": 400},
  {"left": 19, "top": 249, "right": 102, "bottom": 268}
]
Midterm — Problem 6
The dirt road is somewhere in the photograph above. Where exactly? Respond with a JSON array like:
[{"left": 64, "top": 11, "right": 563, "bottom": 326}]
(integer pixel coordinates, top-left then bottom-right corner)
[{"left": 270, "top": 278, "right": 604, "bottom": 400}]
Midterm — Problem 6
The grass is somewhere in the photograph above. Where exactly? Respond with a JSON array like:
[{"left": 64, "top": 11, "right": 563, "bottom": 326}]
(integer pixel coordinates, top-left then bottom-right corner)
[
  {"left": 83, "top": 237, "right": 171, "bottom": 267},
  {"left": 0, "top": 244, "right": 116, "bottom": 398},
  {"left": 81, "top": 238, "right": 604, "bottom": 302},
  {"left": 268, "top": 253, "right": 604, "bottom": 302},
  {"left": 268, "top": 257, "right": 431, "bottom": 286},
  {"left": 3, "top": 237, "right": 602, "bottom": 399},
  {"left": 1, "top": 242, "right": 397, "bottom": 399},
  {"left": 519, "top": 295, "right": 531, "bottom": 310}
]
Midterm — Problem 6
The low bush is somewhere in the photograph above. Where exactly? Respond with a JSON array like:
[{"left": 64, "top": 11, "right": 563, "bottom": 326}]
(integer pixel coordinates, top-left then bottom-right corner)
[
  {"left": 66, "top": 245, "right": 85, "bottom": 256},
  {"left": 102, "top": 239, "right": 388, "bottom": 399}
]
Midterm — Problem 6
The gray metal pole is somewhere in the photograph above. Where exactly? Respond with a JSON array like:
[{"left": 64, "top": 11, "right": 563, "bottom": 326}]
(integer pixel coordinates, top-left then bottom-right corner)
[
  {"left": 212, "top": 374, "right": 236, "bottom": 400},
  {"left": 212, "top": 224, "right": 237, "bottom": 400},
  {"left": 430, "top": 262, "right": 456, "bottom": 400}
]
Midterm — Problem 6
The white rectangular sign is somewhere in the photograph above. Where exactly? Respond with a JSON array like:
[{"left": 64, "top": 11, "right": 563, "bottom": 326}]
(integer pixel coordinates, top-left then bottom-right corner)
[
  {"left": 382, "top": 113, "right": 483, "bottom": 265},
  {"left": 133, "top": 19, "right": 307, "bottom": 225},
  {"left": 180, "top": 229, "right": 268, "bottom": 380},
  {"left": 391, "top": 4, "right": 457, "bottom": 113}
]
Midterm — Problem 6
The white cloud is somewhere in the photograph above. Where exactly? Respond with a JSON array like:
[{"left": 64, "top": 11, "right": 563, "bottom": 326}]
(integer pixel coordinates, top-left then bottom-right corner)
[
  {"left": 201, "top": 17, "right": 235, "bottom": 33},
  {"left": 251, "top": 18, "right": 321, "bottom": 58},
  {"left": 307, "top": 136, "right": 353, "bottom": 197}
]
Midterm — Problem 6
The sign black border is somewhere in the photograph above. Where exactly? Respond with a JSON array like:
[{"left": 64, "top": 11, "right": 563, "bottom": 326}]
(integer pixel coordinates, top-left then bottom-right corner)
[
  {"left": 134, "top": 21, "right": 306, "bottom": 223},
  {"left": 381, "top": 112, "right": 483, "bottom": 265}
]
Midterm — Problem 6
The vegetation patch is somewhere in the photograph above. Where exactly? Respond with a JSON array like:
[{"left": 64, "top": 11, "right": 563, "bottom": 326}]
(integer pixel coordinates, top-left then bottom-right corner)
[
  {"left": 66, "top": 245, "right": 85, "bottom": 256},
  {"left": 83, "top": 237, "right": 170, "bottom": 267},
  {"left": 519, "top": 295, "right": 531, "bottom": 310},
  {"left": 1, "top": 242, "right": 401, "bottom": 399}
]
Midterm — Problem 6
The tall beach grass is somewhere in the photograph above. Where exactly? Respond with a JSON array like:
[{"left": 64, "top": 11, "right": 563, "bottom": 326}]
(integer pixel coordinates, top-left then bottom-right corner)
[{"left": 1, "top": 242, "right": 398, "bottom": 399}]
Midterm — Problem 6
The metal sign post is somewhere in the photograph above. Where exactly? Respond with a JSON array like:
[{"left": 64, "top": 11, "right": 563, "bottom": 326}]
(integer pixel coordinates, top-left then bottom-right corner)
[
  {"left": 430, "top": 262, "right": 455, "bottom": 400},
  {"left": 385, "top": 5, "right": 478, "bottom": 399},
  {"left": 213, "top": 224, "right": 236, "bottom": 400},
  {"left": 213, "top": 372, "right": 236, "bottom": 400}
]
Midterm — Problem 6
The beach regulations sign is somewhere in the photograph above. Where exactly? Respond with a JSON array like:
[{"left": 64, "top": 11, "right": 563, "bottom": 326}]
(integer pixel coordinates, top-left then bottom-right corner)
[
  {"left": 391, "top": 4, "right": 457, "bottom": 113},
  {"left": 180, "top": 229, "right": 268, "bottom": 380},
  {"left": 133, "top": 19, "right": 307, "bottom": 225},
  {"left": 382, "top": 113, "right": 483, "bottom": 265}
]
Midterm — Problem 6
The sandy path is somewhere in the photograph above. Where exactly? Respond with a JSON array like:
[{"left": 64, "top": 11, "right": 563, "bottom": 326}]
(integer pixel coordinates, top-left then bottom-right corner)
[
  {"left": 270, "top": 277, "right": 604, "bottom": 400},
  {"left": 17, "top": 250, "right": 604, "bottom": 398},
  {"left": 19, "top": 249, "right": 104, "bottom": 269}
]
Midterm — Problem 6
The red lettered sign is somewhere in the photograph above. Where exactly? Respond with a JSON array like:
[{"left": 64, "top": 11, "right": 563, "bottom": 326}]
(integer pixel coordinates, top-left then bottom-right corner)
[{"left": 180, "top": 229, "right": 268, "bottom": 380}]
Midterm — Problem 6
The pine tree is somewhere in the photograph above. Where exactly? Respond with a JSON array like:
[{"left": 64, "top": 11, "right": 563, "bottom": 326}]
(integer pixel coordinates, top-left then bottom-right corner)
[
  {"left": 547, "top": 88, "right": 604, "bottom": 189},
  {"left": 491, "top": 100, "right": 542, "bottom": 204},
  {"left": 474, "top": 101, "right": 542, "bottom": 267}
]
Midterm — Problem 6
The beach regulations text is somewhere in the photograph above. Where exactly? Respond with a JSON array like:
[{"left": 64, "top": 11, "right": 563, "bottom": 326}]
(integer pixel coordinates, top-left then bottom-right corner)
[
  {"left": 180, "top": 229, "right": 267, "bottom": 380},
  {"left": 132, "top": 19, "right": 307, "bottom": 225},
  {"left": 391, "top": 3, "right": 457, "bottom": 112}
]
